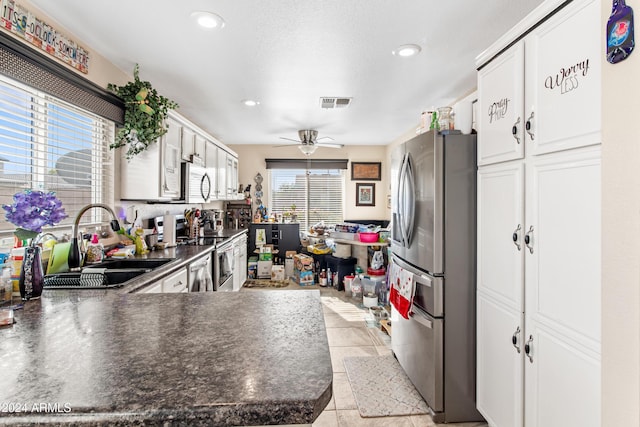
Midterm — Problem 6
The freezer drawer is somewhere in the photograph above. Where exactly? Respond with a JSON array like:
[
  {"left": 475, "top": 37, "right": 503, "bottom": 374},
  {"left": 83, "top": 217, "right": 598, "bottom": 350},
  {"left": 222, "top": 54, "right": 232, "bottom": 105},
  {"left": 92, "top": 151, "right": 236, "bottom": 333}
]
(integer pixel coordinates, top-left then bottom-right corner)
[
  {"left": 391, "top": 305, "right": 443, "bottom": 412},
  {"left": 392, "top": 254, "right": 443, "bottom": 317}
]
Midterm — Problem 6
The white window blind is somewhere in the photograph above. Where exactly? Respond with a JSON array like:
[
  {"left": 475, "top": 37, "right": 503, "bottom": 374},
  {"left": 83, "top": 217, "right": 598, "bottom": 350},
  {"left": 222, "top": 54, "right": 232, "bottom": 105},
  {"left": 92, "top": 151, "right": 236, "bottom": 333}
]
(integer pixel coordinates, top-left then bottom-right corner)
[
  {"left": 0, "top": 74, "right": 114, "bottom": 234},
  {"left": 270, "top": 168, "right": 344, "bottom": 230}
]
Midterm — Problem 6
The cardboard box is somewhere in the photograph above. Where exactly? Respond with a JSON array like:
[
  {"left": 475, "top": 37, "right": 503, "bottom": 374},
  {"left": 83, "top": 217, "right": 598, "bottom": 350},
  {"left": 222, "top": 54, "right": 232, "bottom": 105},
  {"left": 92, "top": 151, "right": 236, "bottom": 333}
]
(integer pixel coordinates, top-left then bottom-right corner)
[
  {"left": 257, "top": 260, "right": 273, "bottom": 279},
  {"left": 248, "top": 256, "right": 258, "bottom": 279},
  {"left": 293, "top": 269, "right": 314, "bottom": 286},
  {"left": 258, "top": 252, "right": 273, "bottom": 261},
  {"left": 293, "top": 253, "right": 314, "bottom": 272},
  {"left": 271, "top": 265, "right": 285, "bottom": 281}
]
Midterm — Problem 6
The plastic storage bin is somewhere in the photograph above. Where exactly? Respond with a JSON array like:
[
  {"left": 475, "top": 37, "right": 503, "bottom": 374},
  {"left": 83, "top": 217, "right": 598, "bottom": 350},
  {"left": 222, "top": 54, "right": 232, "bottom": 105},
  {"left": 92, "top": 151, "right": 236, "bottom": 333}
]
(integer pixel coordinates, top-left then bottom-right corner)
[{"left": 325, "top": 255, "right": 357, "bottom": 291}]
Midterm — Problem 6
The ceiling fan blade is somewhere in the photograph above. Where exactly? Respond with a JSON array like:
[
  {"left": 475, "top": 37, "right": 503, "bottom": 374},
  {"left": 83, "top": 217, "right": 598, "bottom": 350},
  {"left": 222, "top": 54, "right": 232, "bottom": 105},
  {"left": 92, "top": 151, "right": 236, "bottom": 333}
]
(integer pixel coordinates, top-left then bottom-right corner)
[
  {"left": 316, "top": 136, "right": 334, "bottom": 142},
  {"left": 279, "top": 136, "right": 300, "bottom": 143},
  {"left": 316, "top": 142, "right": 343, "bottom": 149},
  {"left": 273, "top": 143, "right": 299, "bottom": 148}
]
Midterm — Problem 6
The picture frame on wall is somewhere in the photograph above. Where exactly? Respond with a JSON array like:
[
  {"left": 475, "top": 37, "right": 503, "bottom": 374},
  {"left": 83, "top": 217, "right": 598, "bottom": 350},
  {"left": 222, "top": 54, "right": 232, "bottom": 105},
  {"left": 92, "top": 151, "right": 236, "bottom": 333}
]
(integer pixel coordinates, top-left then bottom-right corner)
[
  {"left": 356, "top": 183, "right": 375, "bottom": 206},
  {"left": 351, "top": 162, "right": 381, "bottom": 181}
]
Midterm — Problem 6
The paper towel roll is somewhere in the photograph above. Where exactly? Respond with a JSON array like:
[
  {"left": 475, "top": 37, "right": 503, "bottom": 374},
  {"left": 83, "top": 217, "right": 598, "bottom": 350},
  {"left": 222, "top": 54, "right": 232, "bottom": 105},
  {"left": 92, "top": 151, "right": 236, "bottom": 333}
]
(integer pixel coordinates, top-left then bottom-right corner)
[{"left": 163, "top": 212, "right": 176, "bottom": 246}]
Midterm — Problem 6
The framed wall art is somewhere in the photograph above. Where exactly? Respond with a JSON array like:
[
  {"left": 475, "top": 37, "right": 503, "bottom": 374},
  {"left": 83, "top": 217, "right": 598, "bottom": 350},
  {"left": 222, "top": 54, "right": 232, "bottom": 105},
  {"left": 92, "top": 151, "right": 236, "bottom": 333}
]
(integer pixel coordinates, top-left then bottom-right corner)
[
  {"left": 356, "top": 183, "right": 375, "bottom": 206},
  {"left": 351, "top": 162, "right": 381, "bottom": 181}
]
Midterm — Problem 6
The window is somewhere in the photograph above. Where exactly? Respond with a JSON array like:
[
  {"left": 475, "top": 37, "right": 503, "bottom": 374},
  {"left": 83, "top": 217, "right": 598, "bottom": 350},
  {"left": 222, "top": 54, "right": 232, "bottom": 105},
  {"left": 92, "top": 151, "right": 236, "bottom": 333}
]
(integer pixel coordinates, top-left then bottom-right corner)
[
  {"left": 270, "top": 168, "right": 345, "bottom": 230},
  {"left": 0, "top": 74, "right": 115, "bottom": 234}
]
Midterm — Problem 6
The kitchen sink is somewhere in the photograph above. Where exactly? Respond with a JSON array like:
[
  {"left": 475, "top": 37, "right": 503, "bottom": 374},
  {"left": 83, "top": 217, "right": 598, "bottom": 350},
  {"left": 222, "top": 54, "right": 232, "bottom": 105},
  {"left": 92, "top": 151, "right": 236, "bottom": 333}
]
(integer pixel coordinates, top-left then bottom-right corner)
[
  {"left": 44, "top": 270, "right": 147, "bottom": 288},
  {"left": 87, "top": 258, "right": 175, "bottom": 270},
  {"left": 43, "top": 258, "right": 175, "bottom": 289}
]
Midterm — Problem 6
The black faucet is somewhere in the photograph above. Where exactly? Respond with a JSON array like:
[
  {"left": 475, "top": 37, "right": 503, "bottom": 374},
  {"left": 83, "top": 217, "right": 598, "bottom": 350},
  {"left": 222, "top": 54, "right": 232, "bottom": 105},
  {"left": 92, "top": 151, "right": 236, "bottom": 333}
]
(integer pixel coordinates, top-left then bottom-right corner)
[{"left": 68, "top": 204, "right": 121, "bottom": 270}]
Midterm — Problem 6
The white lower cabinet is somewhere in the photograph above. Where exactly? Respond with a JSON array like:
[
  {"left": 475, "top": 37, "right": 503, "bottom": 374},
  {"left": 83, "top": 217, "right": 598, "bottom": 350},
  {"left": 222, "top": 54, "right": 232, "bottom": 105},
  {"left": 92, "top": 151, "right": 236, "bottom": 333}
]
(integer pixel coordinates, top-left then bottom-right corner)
[
  {"left": 140, "top": 268, "right": 188, "bottom": 293},
  {"left": 477, "top": 147, "right": 601, "bottom": 427},
  {"left": 476, "top": 293, "right": 523, "bottom": 427},
  {"left": 140, "top": 280, "right": 163, "bottom": 294},
  {"left": 162, "top": 268, "right": 188, "bottom": 293}
]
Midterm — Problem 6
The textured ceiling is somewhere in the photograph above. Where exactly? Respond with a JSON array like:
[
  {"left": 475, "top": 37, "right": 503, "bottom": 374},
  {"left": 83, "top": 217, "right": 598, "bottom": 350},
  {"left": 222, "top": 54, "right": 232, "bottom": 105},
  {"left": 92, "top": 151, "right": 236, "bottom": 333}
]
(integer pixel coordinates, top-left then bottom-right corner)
[{"left": 30, "top": 0, "right": 544, "bottom": 148}]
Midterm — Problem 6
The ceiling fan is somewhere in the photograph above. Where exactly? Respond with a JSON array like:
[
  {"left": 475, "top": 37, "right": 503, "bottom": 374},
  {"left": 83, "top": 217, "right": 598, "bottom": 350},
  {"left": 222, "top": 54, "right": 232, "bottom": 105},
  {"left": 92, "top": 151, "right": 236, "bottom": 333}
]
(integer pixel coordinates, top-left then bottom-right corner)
[{"left": 275, "top": 130, "right": 343, "bottom": 155}]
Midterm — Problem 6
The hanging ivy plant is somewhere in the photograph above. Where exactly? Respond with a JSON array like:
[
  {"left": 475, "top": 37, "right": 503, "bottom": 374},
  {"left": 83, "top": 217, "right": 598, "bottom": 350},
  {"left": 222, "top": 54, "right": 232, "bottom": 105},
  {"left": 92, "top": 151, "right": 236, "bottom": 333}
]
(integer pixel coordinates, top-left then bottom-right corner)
[{"left": 107, "top": 64, "right": 179, "bottom": 159}]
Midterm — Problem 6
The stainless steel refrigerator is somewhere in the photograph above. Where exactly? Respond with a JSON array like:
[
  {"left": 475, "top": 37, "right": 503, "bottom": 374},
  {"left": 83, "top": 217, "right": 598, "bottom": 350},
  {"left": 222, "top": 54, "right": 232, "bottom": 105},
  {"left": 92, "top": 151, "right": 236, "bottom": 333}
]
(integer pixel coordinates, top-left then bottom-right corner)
[{"left": 390, "top": 129, "right": 483, "bottom": 423}]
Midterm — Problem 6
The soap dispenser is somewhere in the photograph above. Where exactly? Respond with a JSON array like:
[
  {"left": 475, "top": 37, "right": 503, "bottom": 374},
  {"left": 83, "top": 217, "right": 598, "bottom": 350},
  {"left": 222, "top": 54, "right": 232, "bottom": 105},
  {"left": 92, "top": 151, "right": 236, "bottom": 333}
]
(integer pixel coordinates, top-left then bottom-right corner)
[{"left": 85, "top": 234, "right": 104, "bottom": 264}]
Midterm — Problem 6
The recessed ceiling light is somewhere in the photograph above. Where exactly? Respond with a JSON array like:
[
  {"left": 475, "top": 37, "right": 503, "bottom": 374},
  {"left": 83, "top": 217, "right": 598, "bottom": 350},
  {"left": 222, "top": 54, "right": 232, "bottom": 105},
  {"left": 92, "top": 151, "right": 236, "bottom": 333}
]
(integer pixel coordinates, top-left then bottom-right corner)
[
  {"left": 392, "top": 44, "right": 422, "bottom": 57},
  {"left": 242, "top": 99, "right": 260, "bottom": 107},
  {"left": 191, "top": 11, "right": 225, "bottom": 29}
]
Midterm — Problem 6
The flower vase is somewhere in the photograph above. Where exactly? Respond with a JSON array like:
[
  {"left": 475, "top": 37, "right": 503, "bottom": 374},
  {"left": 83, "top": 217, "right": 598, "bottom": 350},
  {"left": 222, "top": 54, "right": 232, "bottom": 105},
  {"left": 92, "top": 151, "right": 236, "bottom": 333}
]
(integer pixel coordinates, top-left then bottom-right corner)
[{"left": 19, "top": 245, "right": 44, "bottom": 300}]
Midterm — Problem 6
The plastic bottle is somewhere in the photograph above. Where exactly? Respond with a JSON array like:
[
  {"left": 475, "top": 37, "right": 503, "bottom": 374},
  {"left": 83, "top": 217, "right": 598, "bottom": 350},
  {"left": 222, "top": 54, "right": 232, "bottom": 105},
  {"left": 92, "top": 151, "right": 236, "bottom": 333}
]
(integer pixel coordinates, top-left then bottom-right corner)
[
  {"left": 351, "top": 276, "right": 363, "bottom": 301},
  {"left": 85, "top": 234, "right": 104, "bottom": 264},
  {"left": 1, "top": 264, "right": 12, "bottom": 306},
  {"left": 327, "top": 267, "right": 332, "bottom": 287}
]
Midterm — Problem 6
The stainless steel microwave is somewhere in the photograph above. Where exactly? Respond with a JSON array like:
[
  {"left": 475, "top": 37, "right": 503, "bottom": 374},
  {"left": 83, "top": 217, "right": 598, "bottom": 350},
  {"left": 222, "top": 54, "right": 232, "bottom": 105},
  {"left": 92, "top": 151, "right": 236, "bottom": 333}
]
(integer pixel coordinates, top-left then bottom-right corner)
[{"left": 183, "top": 163, "right": 214, "bottom": 203}]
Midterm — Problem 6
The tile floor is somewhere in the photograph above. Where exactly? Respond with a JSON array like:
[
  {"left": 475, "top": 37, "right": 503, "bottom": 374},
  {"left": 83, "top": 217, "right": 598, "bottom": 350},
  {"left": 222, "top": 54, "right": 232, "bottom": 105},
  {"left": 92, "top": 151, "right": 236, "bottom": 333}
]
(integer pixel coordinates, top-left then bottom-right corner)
[{"left": 244, "top": 282, "right": 488, "bottom": 427}]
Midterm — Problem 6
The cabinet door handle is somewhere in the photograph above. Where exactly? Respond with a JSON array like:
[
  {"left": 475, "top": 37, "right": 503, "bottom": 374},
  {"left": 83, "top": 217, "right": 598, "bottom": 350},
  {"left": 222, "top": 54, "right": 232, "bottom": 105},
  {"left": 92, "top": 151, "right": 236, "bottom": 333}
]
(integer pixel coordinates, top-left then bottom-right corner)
[
  {"left": 511, "top": 117, "right": 521, "bottom": 144},
  {"left": 524, "top": 334, "right": 534, "bottom": 363},
  {"left": 525, "top": 111, "right": 535, "bottom": 141},
  {"left": 524, "top": 225, "right": 534, "bottom": 254},
  {"left": 511, "top": 326, "right": 521, "bottom": 353},
  {"left": 512, "top": 224, "right": 522, "bottom": 251}
]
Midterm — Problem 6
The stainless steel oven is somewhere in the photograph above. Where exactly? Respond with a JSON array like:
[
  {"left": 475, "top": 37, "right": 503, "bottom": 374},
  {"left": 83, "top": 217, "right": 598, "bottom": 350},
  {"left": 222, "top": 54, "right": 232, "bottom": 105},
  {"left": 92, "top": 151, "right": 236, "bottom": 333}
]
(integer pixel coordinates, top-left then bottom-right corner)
[{"left": 214, "top": 240, "right": 234, "bottom": 291}]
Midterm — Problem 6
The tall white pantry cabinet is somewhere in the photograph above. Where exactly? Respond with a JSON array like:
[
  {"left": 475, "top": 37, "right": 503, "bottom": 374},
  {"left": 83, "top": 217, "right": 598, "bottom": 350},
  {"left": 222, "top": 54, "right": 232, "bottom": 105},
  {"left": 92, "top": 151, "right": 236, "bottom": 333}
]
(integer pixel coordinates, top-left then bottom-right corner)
[{"left": 475, "top": 1, "right": 601, "bottom": 426}]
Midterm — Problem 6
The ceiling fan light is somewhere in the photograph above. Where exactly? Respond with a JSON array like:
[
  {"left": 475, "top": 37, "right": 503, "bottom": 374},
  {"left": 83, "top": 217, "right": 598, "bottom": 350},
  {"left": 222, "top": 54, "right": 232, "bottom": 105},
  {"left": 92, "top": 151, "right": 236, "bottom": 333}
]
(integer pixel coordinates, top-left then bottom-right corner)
[
  {"left": 299, "top": 144, "right": 318, "bottom": 156},
  {"left": 392, "top": 44, "right": 421, "bottom": 57},
  {"left": 191, "top": 11, "right": 225, "bottom": 29}
]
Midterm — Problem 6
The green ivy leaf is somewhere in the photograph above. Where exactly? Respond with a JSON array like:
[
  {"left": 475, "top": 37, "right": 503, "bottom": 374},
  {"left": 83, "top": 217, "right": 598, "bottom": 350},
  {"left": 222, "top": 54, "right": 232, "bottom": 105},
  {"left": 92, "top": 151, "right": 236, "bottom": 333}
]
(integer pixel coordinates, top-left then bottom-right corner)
[{"left": 107, "top": 64, "right": 179, "bottom": 159}]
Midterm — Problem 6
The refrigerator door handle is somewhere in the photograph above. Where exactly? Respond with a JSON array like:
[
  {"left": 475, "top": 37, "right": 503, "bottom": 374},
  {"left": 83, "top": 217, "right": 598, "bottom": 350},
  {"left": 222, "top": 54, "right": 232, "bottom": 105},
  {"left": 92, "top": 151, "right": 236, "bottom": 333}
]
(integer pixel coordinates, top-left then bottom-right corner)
[
  {"left": 419, "top": 274, "right": 432, "bottom": 287},
  {"left": 397, "top": 153, "right": 409, "bottom": 245},
  {"left": 403, "top": 153, "right": 416, "bottom": 246},
  {"left": 410, "top": 307, "right": 433, "bottom": 329}
]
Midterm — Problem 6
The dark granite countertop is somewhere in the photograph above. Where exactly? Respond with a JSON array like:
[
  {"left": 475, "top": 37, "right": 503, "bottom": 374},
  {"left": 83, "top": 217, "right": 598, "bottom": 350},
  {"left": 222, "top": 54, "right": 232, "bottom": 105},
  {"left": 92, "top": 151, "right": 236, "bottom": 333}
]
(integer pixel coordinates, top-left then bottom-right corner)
[{"left": 0, "top": 289, "right": 332, "bottom": 426}]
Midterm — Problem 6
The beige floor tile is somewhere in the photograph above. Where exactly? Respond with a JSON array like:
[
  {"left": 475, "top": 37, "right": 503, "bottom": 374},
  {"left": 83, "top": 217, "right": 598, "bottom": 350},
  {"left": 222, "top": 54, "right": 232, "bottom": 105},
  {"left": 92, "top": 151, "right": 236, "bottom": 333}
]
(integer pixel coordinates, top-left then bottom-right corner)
[
  {"left": 375, "top": 345, "right": 393, "bottom": 356},
  {"left": 326, "top": 327, "right": 374, "bottom": 347},
  {"left": 324, "top": 392, "right": 335, "bottom": 411},
  {"left": 336, "top": 409, "right": 415, "bottom": 427},
  {"left": 329, "top": 346, "right": 378, "bottom": 373},
  {"left": 312, "top": 410, "right": 339, "bottom": 427},
  {"left": 324, "top": 312, "right": 365, "bottom": 328},
  {"left": 409, "top": 414, "right": 437, "bottom": 427},
  {"left": 409, "top": 414, "right": 488, "bottom": 427},
  {"left": 332, "top": 372, "right": 357, "bottom": 410}
]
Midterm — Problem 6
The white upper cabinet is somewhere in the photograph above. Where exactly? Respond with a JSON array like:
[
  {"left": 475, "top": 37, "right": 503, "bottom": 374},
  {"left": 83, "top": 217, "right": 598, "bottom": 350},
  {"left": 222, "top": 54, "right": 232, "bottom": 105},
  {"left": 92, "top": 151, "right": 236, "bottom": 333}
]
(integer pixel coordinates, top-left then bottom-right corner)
[
  {"left": 477, "top": 42, "right": 525, "bottom": 165},
  {"left": 194, "top": 134, "right": 207, "bottom": 162},
  {"left": 524, "top": 0, "right": 601, "bottom": 156},
  {"left": 478, "top": 0, "right": 600, "bottom": 166},
  {"left": 180, "top": 127, "right": 196, "bottom": 162},
  {"left": 120, "top": 116, "right": 182, "bottom": 201}
]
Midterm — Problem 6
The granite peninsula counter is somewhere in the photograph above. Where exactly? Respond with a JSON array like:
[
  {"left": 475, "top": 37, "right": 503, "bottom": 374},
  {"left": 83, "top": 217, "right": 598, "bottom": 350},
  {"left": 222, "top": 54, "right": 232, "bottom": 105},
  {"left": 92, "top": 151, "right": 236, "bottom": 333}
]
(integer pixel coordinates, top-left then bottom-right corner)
[{"left": 0, "top": 290, "right": 332, "bottom": 426}]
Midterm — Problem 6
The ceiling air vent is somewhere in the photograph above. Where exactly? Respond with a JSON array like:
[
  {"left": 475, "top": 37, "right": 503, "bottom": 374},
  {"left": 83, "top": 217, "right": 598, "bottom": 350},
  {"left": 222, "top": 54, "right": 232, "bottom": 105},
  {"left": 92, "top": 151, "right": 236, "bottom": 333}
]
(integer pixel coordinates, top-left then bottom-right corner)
[{"left": 320, "top": 97, "right": 352, "bottom": 109}]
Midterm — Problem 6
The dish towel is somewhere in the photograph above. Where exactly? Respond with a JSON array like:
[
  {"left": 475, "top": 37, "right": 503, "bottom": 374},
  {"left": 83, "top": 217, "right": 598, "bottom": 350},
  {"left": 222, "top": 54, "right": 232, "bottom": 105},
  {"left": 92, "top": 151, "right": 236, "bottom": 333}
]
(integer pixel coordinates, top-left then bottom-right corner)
[{"left": 389, "top": 262, "right": 415, "bottom": 319}]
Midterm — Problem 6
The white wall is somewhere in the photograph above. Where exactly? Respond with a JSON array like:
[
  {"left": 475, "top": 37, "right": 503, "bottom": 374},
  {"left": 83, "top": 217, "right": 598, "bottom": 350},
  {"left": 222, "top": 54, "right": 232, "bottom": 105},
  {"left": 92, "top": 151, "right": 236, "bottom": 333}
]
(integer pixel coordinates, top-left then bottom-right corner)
[
  {"left": 601, "top": 0, "right": 640, "bottom": 424},
  {"left": 230, "top": 144, "right": 389, "bottom": 223}
]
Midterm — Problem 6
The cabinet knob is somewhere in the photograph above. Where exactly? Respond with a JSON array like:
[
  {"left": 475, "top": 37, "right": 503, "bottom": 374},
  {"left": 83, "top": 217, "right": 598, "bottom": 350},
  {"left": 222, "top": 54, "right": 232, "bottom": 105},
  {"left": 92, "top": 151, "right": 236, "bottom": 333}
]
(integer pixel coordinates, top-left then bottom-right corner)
[
  {"left": 512, "top": 326, "right": 521, "bottom": 353},
  {"left": 525, "top": 111, "right": 535, "bottom": 141},
  {"left": 524, "top": 334, "right": 534, "bottom": 363},
  {"left": 511, "top": 117, "right": 521, "bottom": 144},
  {"left": 512, "top": 224, "right": 522, "bottom": 251},
  {"left": 524, "top": 225, "right": 534, "bottom": 254}
]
